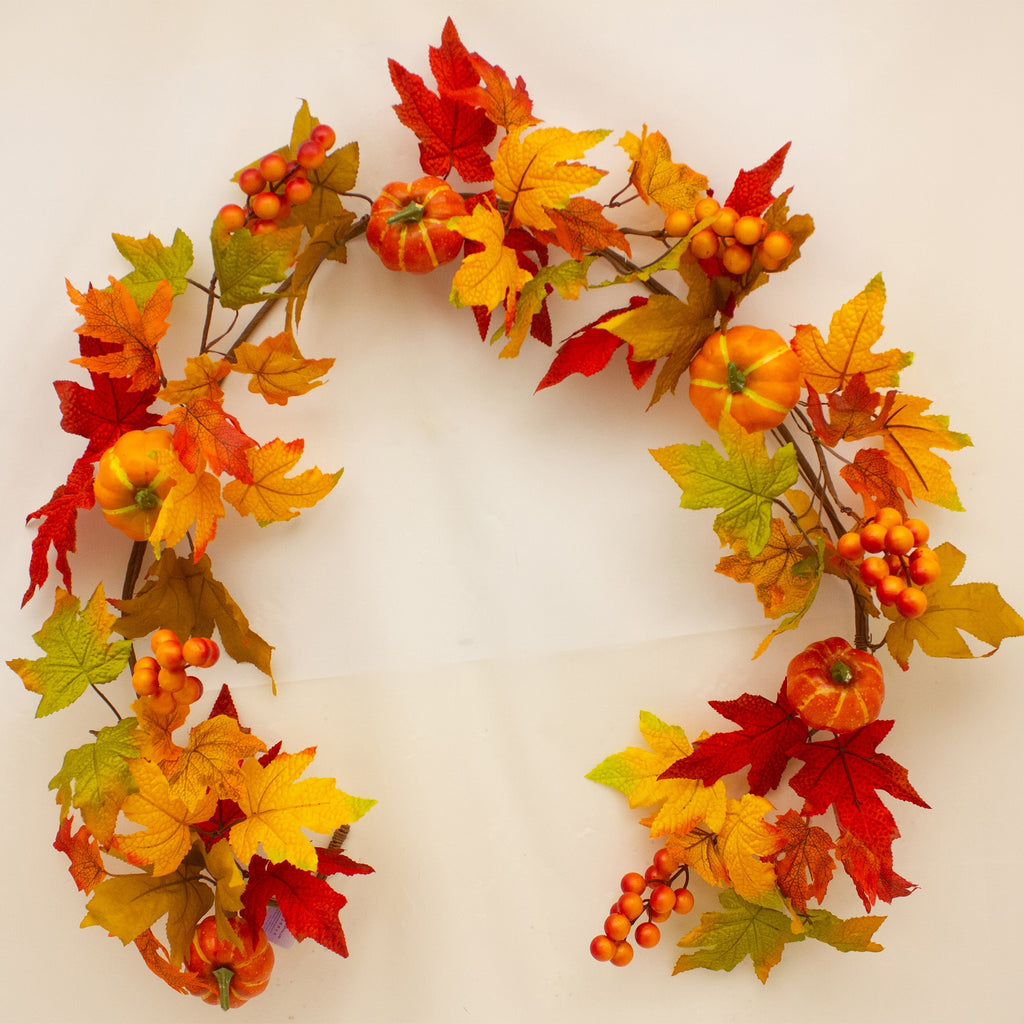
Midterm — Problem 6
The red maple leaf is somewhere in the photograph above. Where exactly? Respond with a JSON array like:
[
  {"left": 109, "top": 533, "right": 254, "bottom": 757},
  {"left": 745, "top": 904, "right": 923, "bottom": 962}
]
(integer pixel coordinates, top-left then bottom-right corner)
[
  {"left": 192, "top": 799, "right": 247, "bottom": 851},
  {"left": 208, "top": 683, "right": 241, "bottom": 722},
  {"left": 770, "top": 809, "right": 836, "bottom": 915},
  {"left": 23, "top": 455, "right": 95, "bottom": 605},
  {"left": 159, "top": 397, "right": 257, "bottom": 482},
  {"left": 835, "top": 829, "right": 917, "bottom": 910},
  {"left": 55, "top": 336, "right": 161, "bottom": 459},
  {"left": 724, "top": 141, "right": 792, "bottom": 217},
  {"left": 789, "top": 720, "right": 929, "bottom": 867},
  {"left": 241, "top": 848, "right": 373, "bottom": 957},
  {"left": 53, "top": 816, "right": 107, "bottom": 893},
  {"left": 839, "top": 447, "right": 913, "bottom": 519},
  {"left": 660, "top": 684, "right": 809, "bottom": 796},
  {"left": 388, "top": 20, "right": 496, "bottom": 183}
]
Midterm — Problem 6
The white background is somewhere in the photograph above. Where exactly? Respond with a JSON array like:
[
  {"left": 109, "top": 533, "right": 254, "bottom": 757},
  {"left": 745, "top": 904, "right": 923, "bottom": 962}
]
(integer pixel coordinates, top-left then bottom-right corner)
[{"left": 2, "top": 1, "right": 1023, "bottom": 1021}]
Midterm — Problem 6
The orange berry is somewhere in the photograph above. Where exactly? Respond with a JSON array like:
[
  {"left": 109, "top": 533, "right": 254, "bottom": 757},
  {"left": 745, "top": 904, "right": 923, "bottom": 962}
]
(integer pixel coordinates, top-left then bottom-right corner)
[
  {"left": 694, "top": 196, "right": 721, "bottom": 221},
  {"left": 648, "top": 884, "right": 676, "bottom": 916},
  {"left": 258, "top": 152, "right": 288, "bottom": 183},
  {"left": 182, "top": 637, "right": 220, "bottom": 668},
  {"left": 664, "top": 209, "right": 695, "bottom": 237},
  {"left": 690, "top": 227, "right": 719, "bottom": 260},
  {"left": 635, "top": 922, "right": 661, "bottom": 948},
  {"left": 158, "top": 666, "right": 187, "bottom": 693},
  {"left": 733, "top": 215, "right": 767, "bottom": 246},
  {"left": 712, "top": 206, "right": 740, "bottom": 236},
  {"left": 859, "top": 523, "right": 888, "bottom": 553},
  {"left": 884, "top": 525, "right": 916, "bottom": 556},
  {"left": 673, "top": 888, "right": 695, "bottom": 914},
  {"left": 590, "top": 935, "right": 616, "bottom": 962},
  {"left": 754, "top": 245, "right": 783, "bottom": 271},
  {"left": 721, "top": 243, "right": 753, "bottom": 275},
  {"left": 618, "top": 892, "right": 644, "bottom": 922},
  {"left": 873, "top": 507, "right": 904, "bottom": 529},
  {"left": 174, "top": 675, "right": 204, "bottom": 705},
  {"left": 218, "top": 204, "right": 247, "bottom": 232},
  {"left": 896, "top": 587, "right": 928, "bottom": 618},
  {"left": 131, "top": 656, "right": 160, "bottom": 697},
  {"left": 154, "top": 640, "right": 186, "bottom": 671},
  {"left": 904, "top": 518, "right": 930, "bottom": 546},
  {"left": 604, "top": 914, "right": 631, "bottom": 942},
  {"left": 836, "top": 532, "right": 864, "bottom": 561},
  {"left": 620, "top": 872, "right": 646, "bottom": 894},
  {"left": 876, "top": 574, "right": 908, "bottom": 606},
  {"left": 908, "top": 556, "right": 941, "bottom": 586},
  {"left": 859, "top": 556, "right": 890, "bottom": 587},
  {"left": 150, "top": 629, "right": 179, "bottom": 653},
  {"left": 761, "top": 230, "right": 793, "bottom": 261},
  {"left": 610, "top": 941, "right": 634, "bottom": 967}
]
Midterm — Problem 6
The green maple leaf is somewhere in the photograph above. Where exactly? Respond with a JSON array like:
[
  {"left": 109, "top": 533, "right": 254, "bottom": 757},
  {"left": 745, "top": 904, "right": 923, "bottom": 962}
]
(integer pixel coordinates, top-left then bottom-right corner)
[
  {"left": 883, "top": 542, "right": 1024, "bottom": 669},
  {"left": 8, "top": 584, "right": 132, "bottom": 717},
  {"left": 674, "top": 889, "right": 801, "bottom": 982},
  {"left": 651, "top": 418, "right": 798, "bottom": 556},
  {"left": 803, "top": 908, "right": 885, "bottom": 952},
  {"left": 113, "top": 229, "right": 194, "bottom": 306},
  {"left": 210, "top": 220, "right": 302, "bottom": 310},
  {"left": 49, "top": 717, "right": 141, "bottom": 844}
]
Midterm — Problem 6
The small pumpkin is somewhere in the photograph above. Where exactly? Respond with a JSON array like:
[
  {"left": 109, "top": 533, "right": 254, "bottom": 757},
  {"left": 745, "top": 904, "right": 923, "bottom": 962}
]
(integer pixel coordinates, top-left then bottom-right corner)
[
  {"left": 366, "top": 176, "right": 468, "bottom": 273},
  {"left": 92, "top": 429, "right": 176, "bottom": 541},
  {"left": 785, "top": 636, "right": 885, "bottom": 733},
  {"left": 187, "top": 915, "right": 275, "bottom": 1011},
  {"left": 688, "top": 324, "right": 801, "bottom": 432}
]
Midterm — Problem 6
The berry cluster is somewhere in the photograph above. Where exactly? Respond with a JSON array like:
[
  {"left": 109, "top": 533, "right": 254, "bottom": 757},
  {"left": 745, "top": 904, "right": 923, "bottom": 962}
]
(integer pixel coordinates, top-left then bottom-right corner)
[
  {"left": 217, "top": 123, "right": 337, "bottom": 236},
  {"left": 664, "top": 197, "right": 793, "bottom": 275},
  {"left": 589, "top": 846, "right": 694, "bottom": 967},
  {"left": 131, "top": 628, "right": 220, "bottom": 714},
  {"left": 836, "top": 507, "right": 939, "bottom": 619}
]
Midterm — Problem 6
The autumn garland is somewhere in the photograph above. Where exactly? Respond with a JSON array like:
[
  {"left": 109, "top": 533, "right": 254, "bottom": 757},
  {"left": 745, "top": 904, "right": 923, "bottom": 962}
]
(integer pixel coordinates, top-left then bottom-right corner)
[{"left": 10, "top": 15, "right": 1024, "bottom": 1010}]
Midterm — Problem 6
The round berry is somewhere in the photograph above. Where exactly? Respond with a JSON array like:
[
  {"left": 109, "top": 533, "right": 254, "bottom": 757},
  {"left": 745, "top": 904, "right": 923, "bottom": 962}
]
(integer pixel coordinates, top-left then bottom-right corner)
[
  {"left": 158, "top": 666, "right": 187, "bottom": 693},
  {"left": 238, "top": 167, "right": 266, "bottom": 196},
  {"left": 652, "top": 847, "right": 677, "bottom": 878},
  {"left": 690, "top": 227, "right": 719, "bottom": 260},
  {"left": 604, "top": 913, "right": 631, "bottom": 941},
  {"left": 296, "top": 139, "right": 326, "bottom": 170},
  {"left": 874, "top": 507, "right": 903, "bottom": 529},
  {"left": 218, "top": 204, "right": 247, "bottom": 232},
  {"left": 896, "top": 587, "right": 928, "bottom": 618},
  {"left": 154, "top": 640, "right": 185, "bottom": 671},
  {"left": 635, "top": 922, "right": 661, "bottom": 948},
  {"left": 648, "top": 884, "right": 676, "bottom": 916},
  {"left": 664, "top": 208, "right": 695, "bottom": 237},
  {"left": 182, "top": 637, "right": 219, "bottom": 668},
  {"left": 259, "top": 153, "right": 289, "bottom": 183},
  {"left": 250, "top": 191, "right": 282, "bottom": 221},
  {"left": 250, "top": 219, "right": 279, "bottom": 235},
  {"left": 908, "top": 555, "right": 941, "bottom": 586},
  {"left": 131, "top": 657, "right": 160, "bottom": 697},
  {"left": 836, "top": 531, "right": 864, "bottom": 561},
  {"left": 721, "top": 242, "right": 753, "bottom": 275},
  {"left": 620, "top": 872, "right": 646, "bottom": 895},
  {"left": 733, "top": 215, "right": 767, "bottom": 246},
  {"left": 150, "top": 629, "right": 179, "bottom": 653},
  {"left": 761, "top": 230, "right": 793, "bottom": 261},
  {"left": 174, "top": 675, "right": 204, "bottom": 705},
  {"left": 694, "top": 196, "right": 720, "bottom": 221},
  {"left": 904, "top": 518, "right": 930, "bottom": 546},
  {"left": 712, "top": 206, "right": 739, "bottom": 237},
  {"left": 610, "top": 941, "right": 634, "bottom": 967},
  {"left": 310, "top": 124, "right": 337, "bottom": 150},
  {"left": 754, "top": 245, "right": 783, "bottom": 271},
  {"left": 673, "top": 888, "right": 695, "bottom": 914},
  {"left": 618, "top": 891, "right": 644, "bottom": 922},
  {"left": 884, "top": 525, "right": 916, "bottom": 556},
  {"left": 876, "top": 574, "right": 907, "bottom": 606},
  {"left": 285, "top": 176, "right": 313, "bottom": 205},
  {"left": 590, "top": 935, "right": 616, "bottom": 962},
  {"left": 859, "top": 556, "right": 890, "bottom": 587}
]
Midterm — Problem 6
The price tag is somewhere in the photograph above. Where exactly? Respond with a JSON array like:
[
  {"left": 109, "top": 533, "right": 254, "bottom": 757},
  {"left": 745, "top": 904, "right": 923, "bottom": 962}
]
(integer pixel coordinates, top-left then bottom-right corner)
[{"left": 263, "top": 905, "right": 295, "bottom": 948}]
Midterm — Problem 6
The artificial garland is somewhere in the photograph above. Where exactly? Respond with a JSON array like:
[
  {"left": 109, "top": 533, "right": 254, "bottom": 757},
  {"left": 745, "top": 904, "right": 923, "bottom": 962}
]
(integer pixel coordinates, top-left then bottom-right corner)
[{"left": 9, "top": 15, "right": 1024, "bottom": 1010}]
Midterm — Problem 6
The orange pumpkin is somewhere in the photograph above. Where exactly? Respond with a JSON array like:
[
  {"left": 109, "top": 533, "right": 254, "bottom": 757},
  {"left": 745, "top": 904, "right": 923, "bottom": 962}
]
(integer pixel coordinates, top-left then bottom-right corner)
[
  {"left": 785, "top": 636, "right": 885, "bottom": 733},
  {"left": 92, "top": 429, "right": 176, "bottom": 541},
  {"left": 688, "top": 325, "right": 801, "bottom": 432}
]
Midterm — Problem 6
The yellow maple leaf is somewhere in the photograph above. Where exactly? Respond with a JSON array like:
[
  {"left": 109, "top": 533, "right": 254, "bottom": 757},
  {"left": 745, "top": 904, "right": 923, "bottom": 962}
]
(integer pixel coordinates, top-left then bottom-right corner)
[
  {"left": 166, "top": 715, "right": 267, "bottom": 810},
  {"left": 493, "top": 126, "right": 610, "bottom": 232},
  {"left": 221, "top": 438, "right": 342, "bottom": 526},
  {"left": 600, "top": 292, "right": 714, "bottom": 363},
  {"left": 230, "top": 747, "right": 375, "bottom": 871},
  {"left": 130, "top": 694, "right": 189, "bottom": 774},
  {"left": 203, "top": 840, "right": 246, "bottom": 945},
  {"left": 501, "top": 256, "right": 594, "bottom": 358},
  {"left": 878, "top": 392, "right": 971, "bottom": 511},
  {"left": 231, "top": 330, "right": 335, "bottom": 405},
  {"left": 618, "top": 126, "right": 709, "bottom": 213},
  {"left": 664, "top": 827, "right": 730, "bottom": 889},
  {"left": 793, "top": 274, "right": 913, "bottom": 394},
  {"left": 149, "top": 448, "right": 224, "bottom": 560},
  {"left": 717, "top": 794, "right": 785, "bottom": 905},
  {"left": 114, "top": 759, "right": 217, "bottom": 876},
  {"left": 586, "top": 711, "right": 727, "bottom": 839},
  {"left": 157, "top": 354, "right": 232, "bottom": 405},
  {"left": 449, "top": 201, "right": 533, "bottom": 319}
]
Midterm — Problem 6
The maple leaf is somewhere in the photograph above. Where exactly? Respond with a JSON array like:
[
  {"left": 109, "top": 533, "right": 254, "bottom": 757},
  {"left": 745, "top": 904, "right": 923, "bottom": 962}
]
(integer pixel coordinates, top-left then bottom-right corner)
[
  {"left": 789, "top": 720, "right": 929, "bottom": 877},
  {"left": 664, "top": 828, "right": 730, "bottom": 889},
  {"left": 662, "top": 685, "right": 809, "bottom": 797},
  {"left": 114, "top": 759, "right": 218, "bottom": 875},
  {"left": 113, "top": 229, "right": 194, "bottom": 306},
  {"left": 586, "top": 711, "right": 727, "bottom": 838},
  {"left": 133, "top": 929, "right": 208, "bottom": 997},
  {"left": 447, "top": 50, "right": 541, "bottom": 132},
  {"left": 802, "top": 907, "right": 885, "bottom": 953},
  {"left": 49, "top": 717, "right": 141, "bottom": 844},
  {"left": 203, "top": 839, "right": 247, "bottom": 943},
  {"left": 222, "top": 438, "right": 343, "bottom": 526},
  {"left": 83, "top": 849, "right": 214, "bottom": 966},
  {"left": 771, "top": 809, "right": 836, "bottom": 915},
  {"left": 166, "top": 715, "right": 267, "bottom": 810},
  {"left": 230, "top": 747, "right": 376, "bottom": 872},
  {"left": 718, "top": 795, "right": 785, "bottom": 904},
  {"left": 793, "top": 275, "right": 913, "bottom": 394},
  {"left": 284, "top": 143, "right": 360, "bottom": 236},
  {"left": 210, "top": 219, "right": 302, "bottom": 309},
  {"left": 618, "top": 126, "right": 709, "bottom": 213},
  {"left": 54, "top": 816, "right": 107, "bottom": 894},
  {"left": 242, "top": 847, "right": 372, "bottom": 957},
  {"left": 651, "top": 419, "right": 799, "bottom": 557},
  {"left": 876, "top": 391, "right": 972, "bottom": 511},
  {"left": 883, "top": 542, "right": 1024, "bottom": 669},
  {"left": 193, "top": 800, "right": 247, "bottom": 852},
  {"left": 723, "top": 142, "right": 792, "bottom": 217},
  {"left": 534, "top": 197, "right": 630, "bottom": 261},
  {"left": 22, "top": 454, "right": 96, "bottom": 605},
  {"left": 9, "top": 584, "right": 132, "bottom": 717},
  {"left": 157, "top": 354, "right": 231, "bottom": 406},
  {"left": 56, "top": 335, "right": 162, "bottom": 458},
  {"left": 68, "top": 277, "right": 169, "bottom": 392},
  {"left": 600, "top": 291, "right": 715, "bottom": 365},
  {"left": 287, "top": 211, "right": 358, "bottom": 327},
  {"left": 231, "top": 331, "right": 335, "bottom": 405},
  {"left": 839, "top": 447, "right": 913, "bottom": 518},
  {"left": 493, "top": 126, "right": 610, "bottom": 233},
  {"left": 449, "top": 200, "right": 533, "bottom": 319},
  {"left": 835, "top": 829, "right": 916, "bottom": 911},
  {"left": 388, "top": 19, "right": 496, "bottom": 182},
  {"left": 751, "top": 538, "right": 826, "bottom": 658},
  {"left": 674, "top": 888, "right": 800, "bottom": 982},
  {"left": 131, "top": 694, "right": 189, "bottom": 774},
  {"left": 111, "top": 551, "right": 275, "bottom": 682},
  {"left": 716, "top": 517, "right": 819, "bottom": 617},
  {"left": 805, "top": 374, "right": 895, "bottom": 448},
  {"left": 159, "top": 396, "right": 257, "bottom": 482},
  {"left": 148, "top": 449, "right": 225, "bottom": 560}
]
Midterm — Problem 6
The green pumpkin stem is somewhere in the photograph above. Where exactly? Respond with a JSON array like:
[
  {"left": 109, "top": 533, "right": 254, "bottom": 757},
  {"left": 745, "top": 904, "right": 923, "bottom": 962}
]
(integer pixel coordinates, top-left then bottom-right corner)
[
  {"left": 726, "top": 360, "right": 747, "bottom": 393},
  {"left": 213, "top": 965, "right": 234, "bottom": 1011},
  {"left": 133, "top": 484, "right": 160, "bottom": 511},
  {"left": 386, "top": 201, "right": 426, "bottom": 225},
  {"left": 830, "top": 659, "right": 854, "bottom": 685}
]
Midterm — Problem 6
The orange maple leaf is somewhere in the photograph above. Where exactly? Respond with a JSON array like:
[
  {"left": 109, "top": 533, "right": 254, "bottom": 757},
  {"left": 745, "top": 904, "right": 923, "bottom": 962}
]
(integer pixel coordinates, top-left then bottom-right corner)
[
  {"left": 535, "top": 197, "right": 631, "bottom": 261},
  {"left": 68, "top": 277, "right": 170, "bottom": 392},
  {"left": 452, "top": 51, "right": 542, "bottom": 131},
  {"left": 54, "top": 816, "right": 107, "bottom": 894},
  {"left": 157, "top": 354, "right": 231, "bottom": 405},
  {"left": 771, "top": 809, "right": 836, "bottom": 915},
  {"left": 149, "top": 449, "right": 224, "bottom": 561},
  {"left": 231, "top": 331, "right": 335, "bottom": 406},
  {"left": 159, "top": 397, "right": 257, "bottom": 483},
  {"left": 492, "top": 126, "right": 610, "bottom": 232},
  {"left": 618, "top": 126, "right": 709, "bottom": 213}
]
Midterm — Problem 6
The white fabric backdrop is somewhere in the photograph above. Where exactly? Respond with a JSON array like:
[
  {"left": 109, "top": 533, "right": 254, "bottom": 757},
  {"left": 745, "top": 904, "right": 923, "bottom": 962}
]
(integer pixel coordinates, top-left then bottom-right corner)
[{"left": 2, "top": 1, "right": 1022, "bottom": 1021}]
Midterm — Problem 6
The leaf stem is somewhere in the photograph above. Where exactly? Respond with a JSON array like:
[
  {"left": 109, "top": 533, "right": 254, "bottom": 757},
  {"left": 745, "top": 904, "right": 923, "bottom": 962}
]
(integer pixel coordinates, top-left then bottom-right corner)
[{"left": 91, "top": 682, "right": 122, "bottom": 722}]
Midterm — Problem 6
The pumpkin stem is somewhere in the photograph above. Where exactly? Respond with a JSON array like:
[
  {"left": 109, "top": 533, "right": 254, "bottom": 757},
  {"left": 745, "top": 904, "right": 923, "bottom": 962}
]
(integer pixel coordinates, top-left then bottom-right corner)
[
  {"left": 213, "top": 966, "right": 234, "bottom": 1011},
  {"left": 726, "top": 360, "right": 747, "bottom": 393},
  {"left": 830, "top": 659, "right": 854, "bottom": 685},
  {"left": 386, "top": 201, "right": 426, "bottom": 226},
  {"left": 133, "top": 484, "right": 161, "bottom": 511}
]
